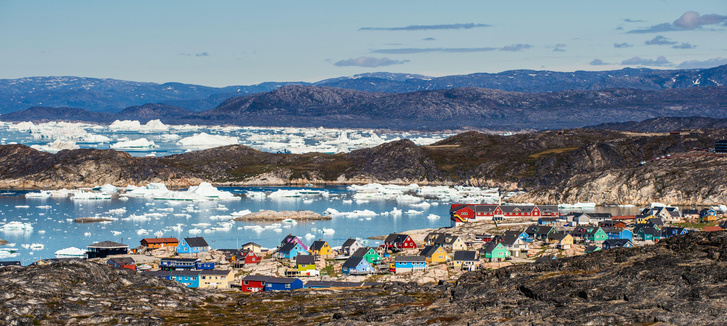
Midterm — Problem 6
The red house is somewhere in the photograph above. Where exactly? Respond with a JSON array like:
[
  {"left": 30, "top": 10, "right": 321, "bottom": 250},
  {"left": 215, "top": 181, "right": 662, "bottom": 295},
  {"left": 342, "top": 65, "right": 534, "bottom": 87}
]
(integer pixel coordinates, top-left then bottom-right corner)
[
  {"left": 383, "top": 233, "right": 417, "bottom": 250},
  {"left": 107, "top": 257, "right": 136, "bottom": 271},
  {"left": 241, "top": 275, "right": 274, "bottom": 292},
  {"left": 241, "top": 249, "right": 261, "bottom": 265}
]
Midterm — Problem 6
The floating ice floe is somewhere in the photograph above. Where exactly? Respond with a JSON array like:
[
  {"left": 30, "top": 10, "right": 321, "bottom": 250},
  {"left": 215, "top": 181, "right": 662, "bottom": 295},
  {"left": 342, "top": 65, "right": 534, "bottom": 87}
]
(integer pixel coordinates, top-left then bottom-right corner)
[
  {"left": 30, "top": 139, "right": 80, "bottom": 153},
  {"left": 304, "top": 233, "right": 316, "bottom": 240},
  {"left": 71, "top": 191, "right": 111, "bottom": 200},
  {"left": 1, "top": 221, "right": 33, "bottom": 232},
  {"left": 427, "top": 214, "right": 441, "bottom": 220},
  {"left": 55, "top": 247, "right": 86, "bottom": 257},
  {"left": 176, "top": 132, "right": 239, "bottom": 149},
  {"left": 109, "top": 120, "right": 142, "bottom": 131},
  {"left": 111, "top": 138, "right": 157, "bottom": 150},
  {"left": 25, "top": 191, "right": 51, "bottom": 199}
]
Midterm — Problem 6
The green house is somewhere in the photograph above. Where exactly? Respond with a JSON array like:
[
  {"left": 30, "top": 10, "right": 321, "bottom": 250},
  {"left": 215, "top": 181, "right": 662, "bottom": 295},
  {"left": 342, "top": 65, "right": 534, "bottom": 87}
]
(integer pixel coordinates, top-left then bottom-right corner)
[
  {"left": 351, "top": 247, "right": 382, "bottom": 265},
  {"left": 587, "top": 227, "right": 608, "bottom": 242},
  {"left": 481, "top": 242, "right": 511, "bottom": 262}
]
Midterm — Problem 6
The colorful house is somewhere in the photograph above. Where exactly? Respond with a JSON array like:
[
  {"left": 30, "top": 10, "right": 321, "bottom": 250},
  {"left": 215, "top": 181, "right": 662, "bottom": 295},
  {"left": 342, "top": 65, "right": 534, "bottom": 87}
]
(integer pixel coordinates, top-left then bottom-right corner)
[
  {"left": 602, "top": 239, "right": 634, "bottom": 250},
  {"left": 241, "top": 242, "right": 262, "bottom": 254},
  {"left": 309, "top": 240, "right": 332, "bottom": 256},
  {"left": 281, "top": 234, "right": 309, "bottom": 251},
  {"left": 452, "top": 251, "right": 478, "bottom": 270},
  {"left": 169, "top": 270, "right": 201, "bottom": 288},
  {"left": 265, "top": 277, "right": 304, "bottom": 291},
  {"left": 241, "top": 275, "right": 273, "bottom": 292},
  {"left": 140, "top": 237, "right": 179, "bottom": 249},
  {"left": 107, "top": 257, "right": 136, "bottom": 271},
  {"left": 340, "top": 238, "right": 363, "bottom": 256},
  {"left": 277, "top": 242, "right": 306, "bottom": 260},
  {"left": 86, "top": 241, "right": 128, "bottom": 259},
  {"left": 504, "top": 230, "right": 532, "bottom": 243},
  {"left": 636, "top": 226, "right": 661, "bottom": 241},
  {"left": 383, "top": 233, "right": 417, "bottom": 250},
  {"left": 351, "top": 247, "right": 382, "bottom": 265},
  {"left": 160, "top": 258, "right": 199, "bottom": 271},
  {"left": 547, "top": 233, "right": 574, "bottom": 250},
  {"left": 240, "top": 249, "right": 262, "bottom": 265},
  {"left": 295, "top": 255, "right": 318, "bottom": 276},
  {"left": 176, "top": 237, "right": 210, "bottom": 255},
  {"left": 661, "top": 227, "right": 688, "bottom": 239},
  {"left": 603, "top": 227, "right": 633, "bottom": 241},
  {"left": 599, "top": 220, "right": 628, "bottom": 229},
  {"left": 450, "top": 204, "right": 560, "bottom": 226},
  {"left": 341, "top": 256, "right": 374, "bottom": 275},
  {"left": 394, "top": 256, "right": 427, "bottom": 273},
  {"left": 199, "top": 270, "right": 234, "bottom": 289},
  {"left": 700, "top": 208, "right": 718, "bottom": 222},
  {"left": 419, "top": 245, "right": 449, "bottom": 264},
  {"left": 525, "top": 225, "right": 557, "bottom": 241},
  {"left": 430, "top": 233, "right": 467, "bottom": 251},
  {"left": 481, "top": 242, "right": 511, "bottom": 262}
]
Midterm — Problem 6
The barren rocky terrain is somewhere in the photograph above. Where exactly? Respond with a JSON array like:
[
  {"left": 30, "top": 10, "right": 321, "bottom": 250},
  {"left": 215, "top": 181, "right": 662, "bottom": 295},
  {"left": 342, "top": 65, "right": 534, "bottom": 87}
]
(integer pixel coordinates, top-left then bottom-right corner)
[{"left": 2, "top": 231, "right": 726, "bottom": 325}]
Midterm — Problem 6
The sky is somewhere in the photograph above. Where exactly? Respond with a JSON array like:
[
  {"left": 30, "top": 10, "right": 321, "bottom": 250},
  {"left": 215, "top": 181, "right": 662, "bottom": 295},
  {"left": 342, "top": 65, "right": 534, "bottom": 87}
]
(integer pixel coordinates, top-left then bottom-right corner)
[{"left": 0, "top": 0, "right": 726, "bottom": 87}]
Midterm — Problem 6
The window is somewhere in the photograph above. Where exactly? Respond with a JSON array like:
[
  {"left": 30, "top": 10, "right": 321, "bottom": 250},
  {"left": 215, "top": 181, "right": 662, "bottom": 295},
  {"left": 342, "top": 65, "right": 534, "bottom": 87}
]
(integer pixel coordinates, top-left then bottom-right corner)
[
  {"left": 244, "top": 281, "right": 248, "bottom": 285},
  {"left": 285, "top": 284, "right": 291, "bottom": 288}
]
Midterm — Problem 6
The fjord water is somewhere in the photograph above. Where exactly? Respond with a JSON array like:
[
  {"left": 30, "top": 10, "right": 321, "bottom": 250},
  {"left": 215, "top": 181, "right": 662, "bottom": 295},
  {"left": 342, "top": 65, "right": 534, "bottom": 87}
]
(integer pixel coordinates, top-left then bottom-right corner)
[{"left": 0, "top": 186, "right": 454, "bottom": 265}]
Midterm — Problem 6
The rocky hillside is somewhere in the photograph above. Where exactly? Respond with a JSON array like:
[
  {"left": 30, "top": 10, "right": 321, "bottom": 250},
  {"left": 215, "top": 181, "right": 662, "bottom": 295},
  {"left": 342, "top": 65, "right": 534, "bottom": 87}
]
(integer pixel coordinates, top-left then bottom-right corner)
[
  {"left": 0, "top": 260, "right": 210, "bottom": 325},
  {"left": 3, "top": 231, "right": 725, "bottom": 325},
  {"left": 0, "top": 128, "right": 726, "bottom": 204},
  {"left": 589, "top": 116, "right": 727, "bottom": 132},
  {"left": 183, "top": 85, "right": 727, "bottom": 129}
]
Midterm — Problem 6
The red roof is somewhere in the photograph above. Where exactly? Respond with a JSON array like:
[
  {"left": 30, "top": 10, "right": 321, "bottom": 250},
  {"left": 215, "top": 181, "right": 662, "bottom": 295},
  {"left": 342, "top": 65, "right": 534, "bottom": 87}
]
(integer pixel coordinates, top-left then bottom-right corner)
[
  {"left": 612, "top": 215, "right": 636, "bottom": 220},
  {"left": 141, "top": 237, "right": 179, "bottom": 244},
  {"left": 703, "top": 226, "right": 723, "bottom": 232}
]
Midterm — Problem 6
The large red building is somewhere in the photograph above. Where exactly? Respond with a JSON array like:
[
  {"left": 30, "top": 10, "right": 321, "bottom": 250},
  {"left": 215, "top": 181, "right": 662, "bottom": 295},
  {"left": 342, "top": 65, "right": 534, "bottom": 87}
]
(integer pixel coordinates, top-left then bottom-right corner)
[
  {"left": 450, "top": 204, "right": 560, "bottom": 226},
  {"left": 241, "top": 275, "right": 273, "bottom": 292}
]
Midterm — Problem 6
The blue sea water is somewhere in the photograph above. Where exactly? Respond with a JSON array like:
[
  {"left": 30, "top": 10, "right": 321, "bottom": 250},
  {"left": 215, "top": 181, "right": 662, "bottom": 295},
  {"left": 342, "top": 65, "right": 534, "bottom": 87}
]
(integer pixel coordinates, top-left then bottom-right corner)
[{"left": 0, "top": 186, "right": 453, "bottom": 265}]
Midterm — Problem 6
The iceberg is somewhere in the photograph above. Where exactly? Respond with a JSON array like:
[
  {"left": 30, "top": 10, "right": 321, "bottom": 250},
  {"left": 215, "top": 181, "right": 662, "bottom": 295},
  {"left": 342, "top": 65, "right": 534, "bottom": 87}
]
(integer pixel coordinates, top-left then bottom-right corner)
[
  {"left": 111, "top": 138, "right": 157, "bottom": 150},
  {"left": 176, "top": 132, "right": 239, "bottom": 149},
  {"left": 30, "top": 139, "right": 80, "bottom": 153},
  {"left": 109, "top": 120, "right": 142, "bottom": 131},
  {"left": 55, "top": 247, "right": 86, "bottom": 257}
]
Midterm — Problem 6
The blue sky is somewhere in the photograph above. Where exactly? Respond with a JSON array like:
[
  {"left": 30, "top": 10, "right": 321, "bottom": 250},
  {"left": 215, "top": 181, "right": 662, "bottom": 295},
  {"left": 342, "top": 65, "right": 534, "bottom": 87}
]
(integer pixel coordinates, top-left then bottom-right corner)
[{"left": 0, "top": 0, "right": 725, "bottom": 86}]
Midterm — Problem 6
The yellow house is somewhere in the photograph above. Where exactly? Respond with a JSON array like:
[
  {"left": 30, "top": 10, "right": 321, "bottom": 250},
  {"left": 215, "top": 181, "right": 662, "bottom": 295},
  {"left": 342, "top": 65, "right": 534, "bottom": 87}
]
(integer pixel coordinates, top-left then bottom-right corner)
[
  {"left": 309, "top": 240, "right": 332, "bottom": 256},
  {"left": 548, "top": 233, "right": 574, "bottom": 249},
  {"left": 635, "top": 215, "right": 651, "bottom": 224},
  {"left": 420, "top": 245, "right": 449, "bottom": 264},
  {"left": 198, "top": 270, "right": 234, "bottom": 289},
  {"left": 242, "top": 242, "right": 262, "bottom": 254}
]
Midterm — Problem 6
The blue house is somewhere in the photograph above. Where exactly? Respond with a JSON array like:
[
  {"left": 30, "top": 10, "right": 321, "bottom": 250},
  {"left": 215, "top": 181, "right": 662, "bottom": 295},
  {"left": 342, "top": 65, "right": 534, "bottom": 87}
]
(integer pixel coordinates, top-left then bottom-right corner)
[
  {"left": 264, "top": 277, "right": 303, "bottom": 291},
  {"left": 394, "top": 256, "right": 427, "bottom": 273},
  {"left": 661, "top": 227, "right": 688, "bottom": 239},
  {"left": 176, "top": 237, "right": 210, "bottom": 255},
  {"left": 160, "top": 258, "right": 199, "bottom": 271},
  {"left": 276, "top": 242, "right": 306, "bottom": 260},
  {"left": 604, "top": 228, "right": 633, "bottom": 241},
  {"left": 602, "top": 239, "right": 634, "bottom": 250},
  {"left": 341, "top": 256, "right": 374, "bottom": 275},
  {"left": 195, "top": 261, "right": 215, "bottom": 270},
  {"left": 537, "top": 217, "right": 559, "bottom": 225},
  {"left": 169, "top": 270, "right": 201, "bottom": 288},
  {"left": 504, "top": 230, "right": 532, "bottom": 243}
]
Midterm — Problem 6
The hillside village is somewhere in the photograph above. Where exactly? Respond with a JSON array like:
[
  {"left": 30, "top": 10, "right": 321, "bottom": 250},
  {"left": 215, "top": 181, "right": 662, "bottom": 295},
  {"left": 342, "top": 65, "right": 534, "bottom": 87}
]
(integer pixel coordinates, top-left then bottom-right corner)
[{"left": 5, "top": 204, "right": 726, "bottom": 292}]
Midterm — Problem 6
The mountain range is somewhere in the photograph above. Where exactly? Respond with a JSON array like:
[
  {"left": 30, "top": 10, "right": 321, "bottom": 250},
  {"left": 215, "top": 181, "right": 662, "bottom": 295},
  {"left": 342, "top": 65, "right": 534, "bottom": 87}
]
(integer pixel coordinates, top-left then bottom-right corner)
[
  {"left": 2, "top": 85, "right": 726, "bottom": 130},
  {"left": 1, "top": 64, "right": 725, "bottom": 115}
]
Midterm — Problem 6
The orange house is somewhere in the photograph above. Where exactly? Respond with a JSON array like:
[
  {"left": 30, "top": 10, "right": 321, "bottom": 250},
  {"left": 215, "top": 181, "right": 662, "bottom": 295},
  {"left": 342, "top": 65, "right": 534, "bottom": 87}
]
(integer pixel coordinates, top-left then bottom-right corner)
[{"left": 141, "top": 237, "right": 179, "bottom": 249}]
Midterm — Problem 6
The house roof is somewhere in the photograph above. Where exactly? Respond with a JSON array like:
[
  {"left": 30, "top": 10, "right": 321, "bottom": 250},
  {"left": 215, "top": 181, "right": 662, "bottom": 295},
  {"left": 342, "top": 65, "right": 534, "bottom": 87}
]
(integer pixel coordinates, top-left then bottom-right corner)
[
  {"left": 503, "top": 230, "right": 525, "bottom": 238},
  {"left": 481, "top": 242, "right": 504, "bottom": 253},
  {"left": 296, "top": 255, "right": 315, "bottom": 265},
  {"left": 342, "top": 256, "right": 366, "bottom": 268},
  {"left": 242, "top": 275, "right": 275, "bottom": 282},
  {"left": 161, "top": 257, "right": 199, "bottom": 263},
  {"left": 612, "top": 215, "right": 636, "bottom": 220},
  {"left": 309, "top": 240, "right": 328, "bottom": 251},
  {"left": 395, "top": 255, "right": 426, "bottom": 263},
  {"left": 385, "top": 233, "right": 411, "bottom": 244},
  {"left": 282, "top": 234, "right": 299, "bottom": 244},
  {"left": 704, "top": 226, "right": 723, "bottom": 232},
  {"left": 341, "top": 238, "right": 360, "bottom": 248},
  {"left": 352, "top": 247, "right": 373, "bottom": 257},
  {"left": 453, "top": 250, "right": 477, "bottom": 261},
  {"left": 547, "top": 233, "right": 569, "bottom": 241},
  {"left": 141, "top": 237, "right": 179, "bottom": 244},
  {"left": 184, "top": 237, "right": 209, "bottom": 248},
  {"left": 87, "top": 241, "right": 128, "bottom": 249},
  {"left": 584, "top": 245, "right": 600, "bottom": 252},
  {"left": 266, "top": 277, "right": 300, "bottom": 284},
  {"left": 647, "top": 218, "right": 664, "bottom": 226},
  {"left": 419, "top": 245, "right": 440, "bottom": 257},
  {"left": 279, "top": 241, "right": 300, "bottom": 253},
  {"left": 170, "top": 270, "right": 201, "bottom": 277},
  {"left": 603, "top": 239, "right": 632, "bottom": 247},
  {"left": 199, "top": 270, "right": 232, "bottom": 276}
]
